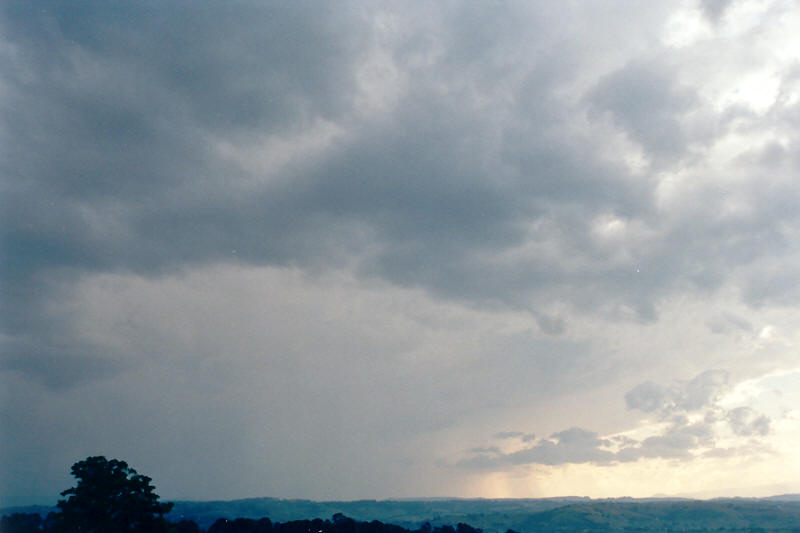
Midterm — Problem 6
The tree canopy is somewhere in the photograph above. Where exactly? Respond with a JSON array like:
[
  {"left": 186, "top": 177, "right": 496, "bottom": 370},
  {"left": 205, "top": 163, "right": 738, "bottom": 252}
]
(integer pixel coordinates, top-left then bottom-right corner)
[{"left": 49, "top": 456, "right": 173, "bottom": 533}]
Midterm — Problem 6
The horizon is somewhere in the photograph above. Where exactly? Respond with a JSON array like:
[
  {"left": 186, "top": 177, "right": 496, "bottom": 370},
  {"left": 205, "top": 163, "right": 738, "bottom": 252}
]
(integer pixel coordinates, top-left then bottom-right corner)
[
  {"left": 5, "top": 0, "right": 800, "bottom": 508},
  {"left": 7, "top": 473, "right": 800, "bottom": 508},
  {"left": 7, "top": 491, "right": 800, "bottom": 509},
  {"left": 11, "top": 491, "right": 800, "bottom": 533}
]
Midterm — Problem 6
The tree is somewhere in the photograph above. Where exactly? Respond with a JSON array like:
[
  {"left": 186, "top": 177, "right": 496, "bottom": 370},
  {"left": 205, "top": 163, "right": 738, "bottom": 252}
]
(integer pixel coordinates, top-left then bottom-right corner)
[
  {"left": 49, "top": 456, "right": 173, "bottom": 533},
  {"left": 171, "top": 519, "right": 201, "bottom": 533},
  {"left": 0, "top": 513, "right": 43, "bottom": 533}
]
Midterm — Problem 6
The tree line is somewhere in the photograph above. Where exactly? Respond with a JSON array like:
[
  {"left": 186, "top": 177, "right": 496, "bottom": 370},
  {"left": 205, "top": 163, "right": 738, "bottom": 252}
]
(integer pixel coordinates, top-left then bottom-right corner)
[{"left": 1, "top": 457, "right": 499, "bottom": 533}]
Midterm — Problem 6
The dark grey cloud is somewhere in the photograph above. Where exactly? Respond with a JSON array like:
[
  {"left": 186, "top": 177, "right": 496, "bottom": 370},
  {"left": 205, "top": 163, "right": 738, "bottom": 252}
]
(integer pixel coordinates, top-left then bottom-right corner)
[
  {"left": 509, "top": 428, "right": 615, "bottom": 466},
  {"left": 458, "top": 419, "right": 714, "bottom": 469},
  {"left": 4, "top": 0, "right": 792, "bottom": 376},
  {"left": 0, "top": 336, "right": 123, "bottom": 390},
  {"left": 494, "top": 431, "right": 525, "bottom": 440},
  {"left": 625, "top": 381, "right": 671, "bottom": 413},
  {"left": 619, "top": 417, "right": 716, "bottom": 462},
  {"left": 700, "top": 0, "right": 734, "bottom": 22},
  {"left": 1, "top": 0, "right": 642, "bottom": 395},
  {"left": 459, "top": 428, "right": 615, "bottom": 469},
  {"left": 493, "top": 431, "right": 537, "bottom": 442},
  {"left": 0, "top": 1, "right": 371, "bottom": 390},
  {"left": 468, "top": 446, "right": 501, "bottom": 455},
  {"left": 625, "top": 370, "right": 730, "bottom": 416},
  {"left": 706, "top": 313, "right": 753, "bottom": 335},
  {"left": 727, "top": 407, "right": 771, "bottom": 437},
  {"left": 0, "top": 8, "right": 668, "bottom": 277},
  {"left": 2, "top": 0, "right": 799, "bottom": 505},
  {"left": 588, "top": 60, "right": 698, "bottom": 161}
]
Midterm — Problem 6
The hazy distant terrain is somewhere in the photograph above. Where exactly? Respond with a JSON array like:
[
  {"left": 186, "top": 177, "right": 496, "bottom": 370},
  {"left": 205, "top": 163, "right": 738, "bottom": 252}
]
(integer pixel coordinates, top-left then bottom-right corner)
[
  {"left": 9, "top": 497, "right": 800, "bottom": 532},
  {"left": 166, "top": 497, "right": 586, "bottom": 531},
  {"left": 158, "top": 496, "right": 800, "bottom": 532}
]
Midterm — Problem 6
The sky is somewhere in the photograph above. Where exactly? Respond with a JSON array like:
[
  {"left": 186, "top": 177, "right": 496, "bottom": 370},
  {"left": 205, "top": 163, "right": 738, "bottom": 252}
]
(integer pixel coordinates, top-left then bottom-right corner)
[{"left": 3, "top": 0, "right": 800, "bottom": 507}]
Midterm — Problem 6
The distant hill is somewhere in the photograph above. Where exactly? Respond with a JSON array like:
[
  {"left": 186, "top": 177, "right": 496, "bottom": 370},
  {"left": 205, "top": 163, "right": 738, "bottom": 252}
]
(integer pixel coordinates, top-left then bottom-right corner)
[
  {"left": 7, "top": 496, "right": 800, "bottom": 532},
  {"left": 763, "top": 494, "right": 800, "bottom": 502},
  {"left": 0, "top": 505, "right": 56, "bottom": 518},
  {"left": 166, "top": 497, "right": 584, "bottom": 531},
  {"left": 164, "top": 496, "right": 800, "bottom": 532},
  {"left": 518, "top": 499, "right": 800, "bottom": 532}
]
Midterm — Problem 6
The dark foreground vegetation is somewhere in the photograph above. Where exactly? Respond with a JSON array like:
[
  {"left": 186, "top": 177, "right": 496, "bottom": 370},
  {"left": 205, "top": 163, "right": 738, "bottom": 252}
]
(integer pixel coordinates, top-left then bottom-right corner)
[
  {"left": 6, "top": 457, "right": 800, "bottom": 532},
  {"left": 1, "top": 510, "right": 488, "bottom": 533},
  {"left": 0, "top": 457, "right": 490, "bottom": 533}
]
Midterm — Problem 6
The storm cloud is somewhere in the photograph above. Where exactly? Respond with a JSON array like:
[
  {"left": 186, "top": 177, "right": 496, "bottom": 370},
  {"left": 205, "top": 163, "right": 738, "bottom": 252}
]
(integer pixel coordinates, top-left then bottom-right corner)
[{"left": 3, "top": 0, "right": 800, "bottom": 505}]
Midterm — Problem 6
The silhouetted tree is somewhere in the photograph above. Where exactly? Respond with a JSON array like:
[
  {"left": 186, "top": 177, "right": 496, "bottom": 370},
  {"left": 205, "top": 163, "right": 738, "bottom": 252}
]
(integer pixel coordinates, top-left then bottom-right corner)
[
  {"left": 254, "top": 517, "right": 273, "bottom": 533},
  {"left": 0, "top": 513, "right": 43, "bottom": 533},
  {"left": 208, "top": 518, "right": 232, "bottom": 532},
  {"left": 435, "top": 525, "right": 455, "bottom": 533},
  {"left": 455, "top": 523, "right": 480, "bottom": 533},
  {"left": 171, "top": 519, "right": 201, "bottom": 533},
  {"left": 332, "top": 513, "right": 356, "bottom": 533},
  {"left": 49, "top": 456, "right": 173, "bottom": 533}
]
